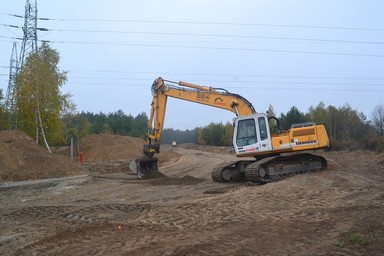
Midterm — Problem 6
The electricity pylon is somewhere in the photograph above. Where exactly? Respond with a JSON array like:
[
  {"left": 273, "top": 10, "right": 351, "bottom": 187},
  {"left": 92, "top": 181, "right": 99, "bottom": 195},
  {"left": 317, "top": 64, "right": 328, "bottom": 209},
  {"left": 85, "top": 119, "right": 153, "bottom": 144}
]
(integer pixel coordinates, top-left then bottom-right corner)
[
  {"left": 4, "top": 43, "right": 19, "bottom": 129},
  {"left": 19, "top": 0, "right": 38, "bottom": 66},
  {"left": 5, "top": 0, "right": 38, "bottom": 129}
]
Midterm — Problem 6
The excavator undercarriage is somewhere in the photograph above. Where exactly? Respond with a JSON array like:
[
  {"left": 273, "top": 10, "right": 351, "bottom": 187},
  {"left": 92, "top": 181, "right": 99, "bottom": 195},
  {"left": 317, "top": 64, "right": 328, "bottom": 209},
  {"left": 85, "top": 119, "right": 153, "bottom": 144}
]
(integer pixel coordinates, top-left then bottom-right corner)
[
  {"left": 131, "top": 152, "right": 327, "bottom": 183},
  {"left": 212, "top": 153, "right": 327, "bottom": 183}
]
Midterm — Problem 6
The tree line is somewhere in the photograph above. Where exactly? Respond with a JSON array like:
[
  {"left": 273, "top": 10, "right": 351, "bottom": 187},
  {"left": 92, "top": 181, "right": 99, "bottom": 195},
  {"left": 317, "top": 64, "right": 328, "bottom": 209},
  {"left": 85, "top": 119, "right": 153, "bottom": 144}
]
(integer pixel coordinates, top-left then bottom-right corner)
[
  {"left": 163, "top": 103, "right": 384, "bottom": 152},
  {"left": 278, "top": 103, "right": 383, "bottom": 151},
  {"left": 0, "top": 43, "right": 383, "bottom": 152},
  {"left": 61, "top": 110, "right": 148, "bottom": 145},
  {"left": 161, "top": 122, "right": 234, "bottom": 146}
]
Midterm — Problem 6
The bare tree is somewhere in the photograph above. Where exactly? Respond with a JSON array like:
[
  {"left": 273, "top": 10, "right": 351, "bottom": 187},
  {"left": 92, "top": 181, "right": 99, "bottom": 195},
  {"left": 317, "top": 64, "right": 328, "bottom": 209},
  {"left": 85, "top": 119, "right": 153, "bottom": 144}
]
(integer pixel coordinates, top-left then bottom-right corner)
[{"left": 372, "top": 104, "right": 384, "bottom": 135}]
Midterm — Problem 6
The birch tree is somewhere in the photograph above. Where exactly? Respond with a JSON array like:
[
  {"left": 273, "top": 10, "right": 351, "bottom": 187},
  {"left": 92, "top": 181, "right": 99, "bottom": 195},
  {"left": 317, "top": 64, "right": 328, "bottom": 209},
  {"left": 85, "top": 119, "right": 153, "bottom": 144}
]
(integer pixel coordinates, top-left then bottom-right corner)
[{"left": 16, "top": 42, "right": 71, "bottom": 148}]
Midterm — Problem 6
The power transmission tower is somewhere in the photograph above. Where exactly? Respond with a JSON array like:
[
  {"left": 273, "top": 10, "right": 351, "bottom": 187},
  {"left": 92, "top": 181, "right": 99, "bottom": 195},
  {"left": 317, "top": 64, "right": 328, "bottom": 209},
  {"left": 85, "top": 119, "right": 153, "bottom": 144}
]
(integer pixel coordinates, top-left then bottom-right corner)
[
  {"left": 5, "top": 43, "right": 19, "bottom": 129},
  {"left": 19, "top": 0, "right": 51, "bottom": 152},
  {"left": 19, "top": 0, "right": 38, "bottom": 66},
  {"left": 5, "top": 0, "right": 51, "bottom": 152},
  {"left": 5, "top": 0, "right": 38, "bottom": 129}
]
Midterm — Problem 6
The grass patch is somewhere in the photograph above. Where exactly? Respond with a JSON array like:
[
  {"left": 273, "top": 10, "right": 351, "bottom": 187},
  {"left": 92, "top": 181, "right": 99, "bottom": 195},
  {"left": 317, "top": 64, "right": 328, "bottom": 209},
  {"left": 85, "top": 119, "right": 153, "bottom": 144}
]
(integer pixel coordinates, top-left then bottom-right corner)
[
  {"left": 348, "top": 232, "right": 371, "bottom": 247},
  {"left": 307, "top": 240, "right": 316, "bottom": 246},
  {"left": 334, "top": 241, "right": 345, "bottom": 248},
  {"left": 335, "top": 232, "right": 372, "bottom": 249}
]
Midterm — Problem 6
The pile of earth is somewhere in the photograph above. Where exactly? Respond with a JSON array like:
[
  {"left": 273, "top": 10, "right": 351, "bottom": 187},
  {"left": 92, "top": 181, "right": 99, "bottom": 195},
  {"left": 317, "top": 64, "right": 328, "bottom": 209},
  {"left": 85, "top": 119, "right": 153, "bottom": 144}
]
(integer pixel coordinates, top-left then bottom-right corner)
[
  {"left": 64, "top": 134, "right": 180, "bottom": 174},
  {"left": 0, "top": 131, "right": 85, "bottom": 182},
  {"left": 73, "top": 134, "right": 145, "bottom": 163},
  {"left": 0, "top": 131, "right": 180, "bottom": 181}
]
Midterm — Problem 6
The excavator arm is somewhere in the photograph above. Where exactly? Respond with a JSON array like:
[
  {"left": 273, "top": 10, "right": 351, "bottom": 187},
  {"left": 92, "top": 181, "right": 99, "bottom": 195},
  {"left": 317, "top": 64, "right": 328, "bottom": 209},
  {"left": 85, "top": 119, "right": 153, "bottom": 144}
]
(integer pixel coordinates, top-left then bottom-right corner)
[
  {"left": 130, "top": 77, "right": 256, "bottom": 179},
  {"left": 143, "top": 77, "right": 256, "bottom": 157}
]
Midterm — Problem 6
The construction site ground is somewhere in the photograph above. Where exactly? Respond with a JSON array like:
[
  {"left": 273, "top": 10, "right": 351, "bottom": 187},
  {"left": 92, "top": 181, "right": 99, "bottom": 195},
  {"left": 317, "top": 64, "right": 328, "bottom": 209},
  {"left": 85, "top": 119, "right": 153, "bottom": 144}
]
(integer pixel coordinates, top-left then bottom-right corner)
[{"left": 1, "top": 131, "right": 383, "bottom": 255}]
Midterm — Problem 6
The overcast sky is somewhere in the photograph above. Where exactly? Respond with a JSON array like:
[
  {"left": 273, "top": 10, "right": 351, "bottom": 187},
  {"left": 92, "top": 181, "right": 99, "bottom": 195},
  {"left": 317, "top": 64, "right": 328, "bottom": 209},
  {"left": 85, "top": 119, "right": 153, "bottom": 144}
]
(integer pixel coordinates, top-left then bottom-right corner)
[{"left": 1, "top": 0, "right": 383, "bottom": 130}]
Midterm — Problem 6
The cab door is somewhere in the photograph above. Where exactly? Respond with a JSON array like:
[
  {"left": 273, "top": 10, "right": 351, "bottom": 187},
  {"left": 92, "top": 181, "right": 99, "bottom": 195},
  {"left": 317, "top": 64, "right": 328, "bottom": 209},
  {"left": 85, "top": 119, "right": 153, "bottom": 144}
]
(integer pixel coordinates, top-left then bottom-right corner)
[{"left": 256, "top": 115, "right": 272, "bottom": 151}]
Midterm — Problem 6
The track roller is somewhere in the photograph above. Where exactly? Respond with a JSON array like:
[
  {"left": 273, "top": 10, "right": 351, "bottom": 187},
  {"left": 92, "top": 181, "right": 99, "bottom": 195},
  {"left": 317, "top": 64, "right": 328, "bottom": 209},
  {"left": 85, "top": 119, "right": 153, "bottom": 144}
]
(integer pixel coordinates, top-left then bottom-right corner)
[
  {"left": 211, "top": 160, "right": 253, "bottom": 182},
  {"left": 244, "top": 153, "right": 327, "bottom": 184}
]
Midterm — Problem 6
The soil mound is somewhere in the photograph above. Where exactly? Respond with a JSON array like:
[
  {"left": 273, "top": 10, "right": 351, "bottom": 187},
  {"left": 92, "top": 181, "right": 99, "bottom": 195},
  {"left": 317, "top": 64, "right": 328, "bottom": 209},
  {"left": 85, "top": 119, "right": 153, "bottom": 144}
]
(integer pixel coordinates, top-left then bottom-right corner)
[
  {"left": 70, "top": 134, "right": 180, "bottom": 174},
  {"left": 0, "top": 131, "right": 85, "bottom": 182},
  {"left": 77, "top": 134, "right": 145, "bottom": 163}
]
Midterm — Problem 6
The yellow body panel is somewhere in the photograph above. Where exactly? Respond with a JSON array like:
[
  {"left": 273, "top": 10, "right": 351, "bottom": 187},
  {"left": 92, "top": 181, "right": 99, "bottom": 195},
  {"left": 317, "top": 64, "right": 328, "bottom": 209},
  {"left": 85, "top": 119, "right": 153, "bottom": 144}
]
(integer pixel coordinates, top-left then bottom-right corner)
[
  {"left": 272, "top": 124, "right": 329, "bottom": 151},
  {"left": 236, "top": 124, "right": 329, "bottom": 158}
]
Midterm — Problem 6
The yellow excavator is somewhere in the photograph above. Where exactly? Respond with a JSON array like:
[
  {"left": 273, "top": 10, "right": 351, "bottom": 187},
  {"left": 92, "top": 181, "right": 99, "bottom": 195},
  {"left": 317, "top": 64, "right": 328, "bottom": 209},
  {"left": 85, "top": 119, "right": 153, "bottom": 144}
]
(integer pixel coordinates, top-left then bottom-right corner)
[{"left": 130, "top": 77, "right": 329, "bottom": 183}]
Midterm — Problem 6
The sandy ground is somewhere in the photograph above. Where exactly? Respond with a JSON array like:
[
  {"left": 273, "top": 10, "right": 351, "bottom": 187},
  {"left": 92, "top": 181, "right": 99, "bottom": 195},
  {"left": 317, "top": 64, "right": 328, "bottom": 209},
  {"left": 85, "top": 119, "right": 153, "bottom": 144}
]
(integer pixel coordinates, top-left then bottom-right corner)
[{"left": 0, "top": 146, "right": 383, "bottom": 255}]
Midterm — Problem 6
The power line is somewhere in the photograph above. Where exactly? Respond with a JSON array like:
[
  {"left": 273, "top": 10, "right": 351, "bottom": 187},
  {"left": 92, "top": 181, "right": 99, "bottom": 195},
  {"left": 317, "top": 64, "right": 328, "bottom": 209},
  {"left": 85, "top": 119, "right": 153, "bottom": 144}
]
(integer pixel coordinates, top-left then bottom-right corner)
[
  {"left": 33, "top": 39, "right": 384, "bottom": 58},
  {"left": 2, "top": 67, "right": 384, "bottom": 81},
  {"left": 64, "top": 79, "right": 384, "bottom": 87},
  {"left": 49, "top": 29, "right": 384, "bottom": 46},
  {"left": 66, "top": 77, "right": 384, "bottom": 86},
  {"left": 2, "top": 73, "right": 384, "bottom": 83},
  {"left": 0, "top": 12, "right": 24, "bottom": 18},
  {"left": 1, "top": 24, "right": 48, "bottom": 31},
  {"left": 0, "top": 35, "right": 23, "bottom": 41},
  {"left": 63, "top": 82, "right": 384, "bottom": 92},
  {"left": 4, "top": 34, "right": 383, "bottom": 57},
  {"left": 0, "top": 39, "right": 18, "bottom": 44},
  {"left": 3, "top": 24, "right": 383, "bottom": 45},
  {"left": 1, "top": 11, "right": 384, "bottom": 32},
  {"left": 2, "top": 23, "right": 22, "bottom": 37},
  {"left": 67, "top": 72, "right": 384, "bottom": 81}
]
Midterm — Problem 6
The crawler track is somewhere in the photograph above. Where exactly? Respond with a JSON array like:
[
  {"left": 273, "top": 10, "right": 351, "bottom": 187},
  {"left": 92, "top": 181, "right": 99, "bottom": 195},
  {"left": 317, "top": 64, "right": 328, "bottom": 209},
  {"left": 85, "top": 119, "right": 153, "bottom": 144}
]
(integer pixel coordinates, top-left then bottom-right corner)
[{"left": 212, "top": 153, "right": 327, "bottom": 184}]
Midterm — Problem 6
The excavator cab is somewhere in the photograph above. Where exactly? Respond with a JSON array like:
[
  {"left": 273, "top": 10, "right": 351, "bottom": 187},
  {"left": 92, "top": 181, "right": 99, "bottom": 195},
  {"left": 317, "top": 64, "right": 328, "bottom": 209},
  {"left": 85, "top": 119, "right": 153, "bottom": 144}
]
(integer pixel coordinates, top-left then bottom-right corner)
[{"left": 233, "top": 113, "right": 273, "bottom": 157}]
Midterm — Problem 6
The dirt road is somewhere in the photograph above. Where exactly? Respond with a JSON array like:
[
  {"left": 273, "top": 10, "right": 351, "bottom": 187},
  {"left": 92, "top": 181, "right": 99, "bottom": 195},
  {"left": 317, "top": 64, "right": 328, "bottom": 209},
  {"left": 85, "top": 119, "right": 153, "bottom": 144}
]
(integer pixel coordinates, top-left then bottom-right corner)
[{"left": 1, "top": 147, "right": 383, "bottom": 255}]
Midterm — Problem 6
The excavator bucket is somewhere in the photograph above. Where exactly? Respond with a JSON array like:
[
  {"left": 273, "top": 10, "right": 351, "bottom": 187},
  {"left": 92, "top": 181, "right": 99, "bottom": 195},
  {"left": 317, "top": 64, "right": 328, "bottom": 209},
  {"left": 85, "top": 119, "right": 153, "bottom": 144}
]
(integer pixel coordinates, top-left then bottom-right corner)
[{"left": 129, "top": 157, "right": 159, "bottom": 179}]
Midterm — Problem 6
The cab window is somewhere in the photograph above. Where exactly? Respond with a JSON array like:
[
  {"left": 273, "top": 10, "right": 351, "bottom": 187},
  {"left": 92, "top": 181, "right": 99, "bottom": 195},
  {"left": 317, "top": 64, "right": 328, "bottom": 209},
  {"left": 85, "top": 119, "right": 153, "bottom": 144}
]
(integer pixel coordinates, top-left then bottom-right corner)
[
  {"left": 258, "top": 116, "right": 268, "bottom": 140},
  {"left": 236, "top": 119, "right": 257, "bottom": 147}
]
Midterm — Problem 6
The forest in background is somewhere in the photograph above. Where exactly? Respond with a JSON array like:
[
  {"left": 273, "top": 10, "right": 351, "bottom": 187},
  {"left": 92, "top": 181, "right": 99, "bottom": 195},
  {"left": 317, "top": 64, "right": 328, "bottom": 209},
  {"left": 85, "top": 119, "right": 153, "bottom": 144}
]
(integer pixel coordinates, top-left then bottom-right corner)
[
  {"left": 1, "top": 87, "right": 383, "bottom": 152},
  {"left": 161, "top": 103, "right": 384, "bottom": 152},
  {"left": 0, "top": 43, "right": 382, "bottom": 152},
  {"left": 56, "top": 102, "right": 383, "bottom": 152}
]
